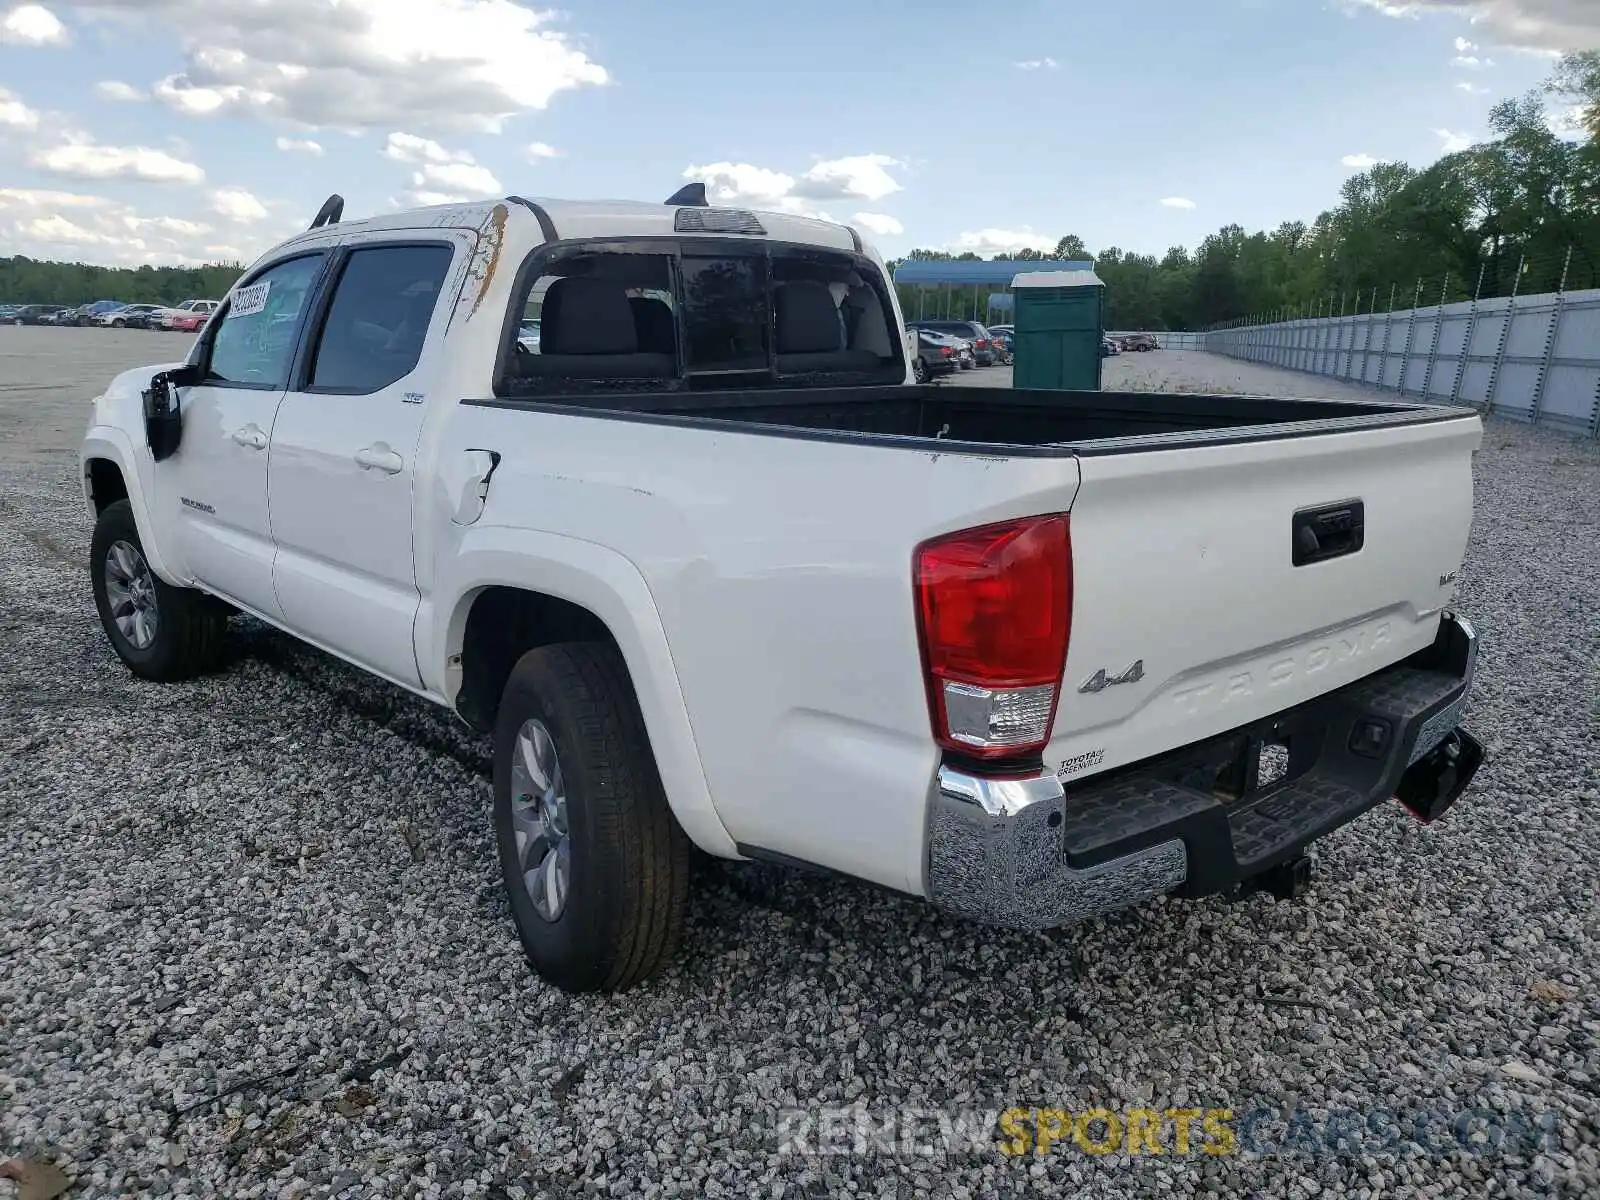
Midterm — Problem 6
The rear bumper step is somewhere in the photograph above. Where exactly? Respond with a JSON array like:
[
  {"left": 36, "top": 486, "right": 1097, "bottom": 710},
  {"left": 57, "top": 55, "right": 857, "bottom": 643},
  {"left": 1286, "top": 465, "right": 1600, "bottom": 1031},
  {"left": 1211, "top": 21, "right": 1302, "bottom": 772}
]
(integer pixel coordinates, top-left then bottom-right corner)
[{"left": 926, "top": 611, "right": 1482, "bottom": 929}]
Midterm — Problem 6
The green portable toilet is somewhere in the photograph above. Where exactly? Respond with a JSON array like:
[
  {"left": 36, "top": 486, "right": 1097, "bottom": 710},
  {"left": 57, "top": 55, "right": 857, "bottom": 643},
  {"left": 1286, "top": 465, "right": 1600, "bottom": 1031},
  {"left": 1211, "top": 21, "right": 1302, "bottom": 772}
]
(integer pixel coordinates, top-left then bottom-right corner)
[{"left": 1010, "top": 269, "right": 1107, "bottom": 391}]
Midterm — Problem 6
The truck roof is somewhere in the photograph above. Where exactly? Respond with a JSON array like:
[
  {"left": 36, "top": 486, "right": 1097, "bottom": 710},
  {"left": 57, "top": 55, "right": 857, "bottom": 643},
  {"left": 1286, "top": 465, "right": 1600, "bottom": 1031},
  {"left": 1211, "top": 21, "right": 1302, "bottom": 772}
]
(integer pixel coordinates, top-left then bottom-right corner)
[{"left": 271, "top": 194, "right": 867, "bottom": 260}]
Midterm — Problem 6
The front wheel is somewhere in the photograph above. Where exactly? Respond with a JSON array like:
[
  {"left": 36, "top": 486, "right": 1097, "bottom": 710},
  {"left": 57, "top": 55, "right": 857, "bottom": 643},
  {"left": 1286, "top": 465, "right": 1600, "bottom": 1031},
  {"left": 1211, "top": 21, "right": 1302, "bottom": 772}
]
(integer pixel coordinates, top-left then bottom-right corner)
[
  {"left": 90, "top": 500, "right": 228, "bottom": 681},
  {"left": 493, "top": 642, "right": 690, "bottom": 993}
]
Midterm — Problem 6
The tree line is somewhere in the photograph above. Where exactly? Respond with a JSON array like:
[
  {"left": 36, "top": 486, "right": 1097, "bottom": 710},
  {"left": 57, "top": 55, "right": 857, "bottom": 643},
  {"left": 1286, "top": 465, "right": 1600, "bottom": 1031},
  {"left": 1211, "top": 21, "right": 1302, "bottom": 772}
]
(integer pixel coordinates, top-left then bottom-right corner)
[
  {"left": 891, "top": 51, "right": 1600, "bottom": 332},
  {"left": 0, "top": 257, "right": 246, "bottom": 307}
]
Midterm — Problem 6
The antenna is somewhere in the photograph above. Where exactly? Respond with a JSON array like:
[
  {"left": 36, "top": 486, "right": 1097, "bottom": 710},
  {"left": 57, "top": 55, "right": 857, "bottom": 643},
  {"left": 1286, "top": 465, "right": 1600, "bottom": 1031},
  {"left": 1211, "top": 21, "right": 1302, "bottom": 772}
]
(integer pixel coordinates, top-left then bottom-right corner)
[
  {"left": 664, "top": 182, "right": 708, "bottom": 207},
  {"left": 309, "top": 194, "right": 345, "bottom": 230}
]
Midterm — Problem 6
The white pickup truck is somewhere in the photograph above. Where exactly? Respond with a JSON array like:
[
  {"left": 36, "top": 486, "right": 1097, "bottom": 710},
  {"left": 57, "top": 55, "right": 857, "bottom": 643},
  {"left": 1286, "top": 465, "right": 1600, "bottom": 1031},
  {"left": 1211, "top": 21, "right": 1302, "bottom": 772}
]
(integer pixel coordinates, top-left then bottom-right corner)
[{"left": 80, "top": 189, "right": 1486, "bottom": 993}]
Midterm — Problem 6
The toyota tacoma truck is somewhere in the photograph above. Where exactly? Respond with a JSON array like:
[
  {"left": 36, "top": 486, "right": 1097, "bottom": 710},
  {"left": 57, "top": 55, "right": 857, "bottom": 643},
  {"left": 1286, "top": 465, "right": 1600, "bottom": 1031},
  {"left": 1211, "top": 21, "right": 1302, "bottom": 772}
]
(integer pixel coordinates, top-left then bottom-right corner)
[{"left": 79, "top": 188, "right": 1486, "bottom": 993}]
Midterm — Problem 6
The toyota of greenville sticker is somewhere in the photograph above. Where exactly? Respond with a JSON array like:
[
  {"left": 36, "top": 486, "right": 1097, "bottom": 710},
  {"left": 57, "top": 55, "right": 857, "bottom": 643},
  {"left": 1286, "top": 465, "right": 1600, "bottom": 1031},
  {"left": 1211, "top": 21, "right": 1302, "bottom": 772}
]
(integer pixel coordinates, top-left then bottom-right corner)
[{"left": 1058, "top": 748, "right": 1105, "bottom": 778}]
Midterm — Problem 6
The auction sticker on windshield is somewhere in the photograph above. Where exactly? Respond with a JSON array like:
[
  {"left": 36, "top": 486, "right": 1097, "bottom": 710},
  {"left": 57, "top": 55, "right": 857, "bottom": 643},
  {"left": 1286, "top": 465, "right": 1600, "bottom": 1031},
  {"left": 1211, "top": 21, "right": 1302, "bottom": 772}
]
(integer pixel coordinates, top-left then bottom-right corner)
[{"left": 230, "top": 281, "right": 271, "bottom": 318}]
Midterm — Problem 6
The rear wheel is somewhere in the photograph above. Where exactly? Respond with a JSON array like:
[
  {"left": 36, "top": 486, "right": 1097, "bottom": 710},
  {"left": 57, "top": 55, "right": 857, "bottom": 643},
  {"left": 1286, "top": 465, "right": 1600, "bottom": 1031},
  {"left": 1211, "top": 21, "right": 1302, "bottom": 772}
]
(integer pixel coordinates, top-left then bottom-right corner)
[
  {"left": 90, "top": 500, "right": 228, "bottom": 681},
  {"left": 492, "top": 642, "right": 690, "bottom": 993},
  {"left": 912, "top": 356, "right": 929, "bottom": 383}
]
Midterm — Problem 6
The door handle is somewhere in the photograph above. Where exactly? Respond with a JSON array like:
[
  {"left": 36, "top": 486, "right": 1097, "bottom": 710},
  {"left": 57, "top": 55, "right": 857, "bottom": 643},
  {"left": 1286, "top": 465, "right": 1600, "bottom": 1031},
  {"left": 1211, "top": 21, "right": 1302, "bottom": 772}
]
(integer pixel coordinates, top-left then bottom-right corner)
[
  {"left": 355, "top": 443, "right": 405, "bottom": 475},
  {"left": 231, "top": 424, "right": 267, "bottom": 450}
]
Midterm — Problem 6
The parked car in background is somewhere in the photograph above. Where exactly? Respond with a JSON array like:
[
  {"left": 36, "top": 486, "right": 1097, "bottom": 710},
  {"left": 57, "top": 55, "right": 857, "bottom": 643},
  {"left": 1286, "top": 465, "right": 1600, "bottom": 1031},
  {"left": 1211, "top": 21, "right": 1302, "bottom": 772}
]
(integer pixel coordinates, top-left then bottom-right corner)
[
  {"left": 908, "top": 326, "right": 959, "bottom": 382},
  {"left": 9, "top": 304, "right": 70, "bottom": 326},
  {"left": 1123, "top": 333, "right": 1159, "bottom": 352},
  {"left": 168, "top": 308, "right": 214, "bottom": 333},
  {"left": 97, "top": 304, "right": 168, "bottom": 329},
  {"left": 158, "top": 300, "right": 219, "bottom": 330},
  {"left": 70, "top": 300, "right": 128, "bottom": 326},
  {"left": 1100, "top": 337, "right": 1120, "bottom": 357},
  {"left": 988, "top": 327, "right": 1014, "bottom": 365},
  {"left": 910, "top": 319, "right": 999, "bottom": 366}
]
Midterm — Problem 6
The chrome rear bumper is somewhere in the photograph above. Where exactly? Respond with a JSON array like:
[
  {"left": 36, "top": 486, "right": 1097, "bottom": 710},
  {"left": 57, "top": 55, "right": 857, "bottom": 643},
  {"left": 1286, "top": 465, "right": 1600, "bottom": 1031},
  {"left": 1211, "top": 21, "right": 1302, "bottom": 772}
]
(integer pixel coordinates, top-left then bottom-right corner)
[{"left": 926, "top": 611, "right": 1481, "bottom": 930}]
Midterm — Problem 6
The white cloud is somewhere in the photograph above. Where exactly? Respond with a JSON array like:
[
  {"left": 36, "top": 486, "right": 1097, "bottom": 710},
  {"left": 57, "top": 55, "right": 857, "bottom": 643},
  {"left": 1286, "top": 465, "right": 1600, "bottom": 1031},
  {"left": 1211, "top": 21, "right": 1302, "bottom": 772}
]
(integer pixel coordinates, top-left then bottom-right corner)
[
  {"left": 1546, "top": 102, "right": 1592, "bottom": 137},
  {"left": 525, "top": 141, "right": 559, "bottom": 160},
  {"left": 414, "top": 160, "right": 501, "bottom": 196},
  {"left": 681, "top": 153, "right": 904, "bottom": 222},
  {"left": 1, "top": 4, "right": 67, "bottom": 45},
  {"left": 793, "top": 154, "right": 903, "bottom": 203},
  {"left": 0, "top": 87, "right": 40, "bottom": 130},
  {"left": 1160, "top": 196, "right": 1198, "bottom": 209},
  {"left": 32, "top": 141, "right": 205, "bottom": 184},
  {"left": 381, "top": 131, "right": 500, "bottom": 200},
  {"left": 1335, "top": 0, "right": 1599, "bottom": 55},
  {"left": 852, "top": 212, "right": 903, "bottom": 236},
  {"left": 410, "top": 190, "right": 472, "bottom": 207},
  {"left": 947, "top": 227, "right": 1054, "bottom": 256},
  {"left": 1456, "top": 80, "right": 1492, "bottom": 92},
  {"left": 0, "top": 186, "right": 264, "bottom": 265},
  {"left": 50, "top": 0, "right": 609, "bottom": 133},
  {"left": 151, "top": 74, "right": 276, "bottom": 117},
  {"left": 1342, "top": 153, "right": 1380, "bottom": 168},
  {"left": 1451, "top": 54, "right": 1495, "bottom": 66},
  {"left": 94, "top": 80, "right": 144, "bottom": 102},
  {"left": 384, "top": 132, "right": 467, "bottom": 166},
  {"left": 1455, "top": 35, "right": 1479, "bottom": 49},
  {"left": 275, "top": 135, "right": 322, "bottom": 155},
  {"left": 211, "top": 186, "right": 268, "bottom": 222},
  {"left": 1435, "top": 127, "right": 1476, "bottom": 151},
  {"left": 686, "top": 162, "right": 796, "bottom": 206},
  {"left": 1014, "top": 57, "right": 1058, "bottom": 70}
]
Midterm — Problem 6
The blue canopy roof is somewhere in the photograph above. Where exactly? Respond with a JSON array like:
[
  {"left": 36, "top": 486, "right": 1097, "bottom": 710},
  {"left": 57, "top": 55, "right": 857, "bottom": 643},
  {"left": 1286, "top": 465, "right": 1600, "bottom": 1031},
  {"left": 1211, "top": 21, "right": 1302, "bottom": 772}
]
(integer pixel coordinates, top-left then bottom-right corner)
[{"left": 892, "top": 259, "right": 1095, "bottom": 286}]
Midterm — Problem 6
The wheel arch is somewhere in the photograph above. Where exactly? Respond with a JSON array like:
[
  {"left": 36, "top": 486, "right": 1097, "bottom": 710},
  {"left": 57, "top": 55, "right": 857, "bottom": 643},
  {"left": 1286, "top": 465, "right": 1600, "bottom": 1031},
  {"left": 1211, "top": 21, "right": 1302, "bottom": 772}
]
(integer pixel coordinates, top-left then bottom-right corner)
[
  {"left": 436, "top": 530, "right": 737, "bottom": 858},
  {"left": 80, "top": 430, "right": 185, "bottom": 585}
]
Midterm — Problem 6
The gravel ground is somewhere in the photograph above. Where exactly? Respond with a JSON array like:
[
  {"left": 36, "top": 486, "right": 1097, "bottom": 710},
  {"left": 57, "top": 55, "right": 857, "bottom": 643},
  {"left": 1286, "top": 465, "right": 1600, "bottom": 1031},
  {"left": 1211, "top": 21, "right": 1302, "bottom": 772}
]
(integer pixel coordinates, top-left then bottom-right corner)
[{"left": 3, "top": 329, "right": 1598, "bottom": 1198}]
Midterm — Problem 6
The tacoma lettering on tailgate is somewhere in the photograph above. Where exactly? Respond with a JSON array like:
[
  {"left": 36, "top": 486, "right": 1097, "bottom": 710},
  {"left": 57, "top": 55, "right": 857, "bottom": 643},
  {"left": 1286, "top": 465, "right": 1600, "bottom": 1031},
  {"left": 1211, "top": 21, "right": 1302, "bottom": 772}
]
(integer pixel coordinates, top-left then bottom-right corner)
[{"left": 1169, "top": 621, "right": 1392, "bottom": 719}]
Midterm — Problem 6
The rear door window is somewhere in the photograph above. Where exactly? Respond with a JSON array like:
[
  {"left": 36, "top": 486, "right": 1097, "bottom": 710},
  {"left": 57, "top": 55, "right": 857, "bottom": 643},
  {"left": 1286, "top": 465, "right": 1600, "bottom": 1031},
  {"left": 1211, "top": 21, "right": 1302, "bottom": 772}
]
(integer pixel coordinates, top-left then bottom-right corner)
[{"left": 307, "top": 244, "right": 454, "bottom": 393}]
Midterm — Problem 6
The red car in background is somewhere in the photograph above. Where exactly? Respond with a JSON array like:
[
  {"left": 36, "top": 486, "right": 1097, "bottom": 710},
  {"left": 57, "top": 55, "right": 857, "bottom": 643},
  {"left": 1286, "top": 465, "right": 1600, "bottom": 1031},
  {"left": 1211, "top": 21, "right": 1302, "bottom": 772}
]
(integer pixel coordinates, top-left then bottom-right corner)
[{"left": 169, "top": 309, "right": 210, "bottom": 333}]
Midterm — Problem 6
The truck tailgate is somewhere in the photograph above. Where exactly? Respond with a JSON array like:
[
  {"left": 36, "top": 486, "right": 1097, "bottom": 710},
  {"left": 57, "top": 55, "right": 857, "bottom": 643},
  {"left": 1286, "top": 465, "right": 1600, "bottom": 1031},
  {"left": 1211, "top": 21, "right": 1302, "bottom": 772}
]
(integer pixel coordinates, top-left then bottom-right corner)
[{"left": 1047, "top": 412, "right": 1482, "bottom": 781}]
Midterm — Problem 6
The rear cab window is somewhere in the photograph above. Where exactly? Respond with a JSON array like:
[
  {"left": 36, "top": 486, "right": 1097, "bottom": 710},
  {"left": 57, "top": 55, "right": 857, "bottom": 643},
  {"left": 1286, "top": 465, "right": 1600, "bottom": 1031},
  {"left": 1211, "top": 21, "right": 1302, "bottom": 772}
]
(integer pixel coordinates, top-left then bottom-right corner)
[{"left": 496, "top": 236, "right": 906, "bottom": 397}]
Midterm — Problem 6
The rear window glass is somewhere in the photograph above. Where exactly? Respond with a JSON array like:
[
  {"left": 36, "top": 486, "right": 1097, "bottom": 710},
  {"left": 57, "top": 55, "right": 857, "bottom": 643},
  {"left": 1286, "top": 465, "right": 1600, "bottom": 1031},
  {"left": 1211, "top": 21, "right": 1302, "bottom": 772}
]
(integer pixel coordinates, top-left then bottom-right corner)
[
  {"left": 498, "top": 242, "right": 905, "bottom": 397},
  {"left": 681, "top": 255, "right": 768, "bottom": 373}
]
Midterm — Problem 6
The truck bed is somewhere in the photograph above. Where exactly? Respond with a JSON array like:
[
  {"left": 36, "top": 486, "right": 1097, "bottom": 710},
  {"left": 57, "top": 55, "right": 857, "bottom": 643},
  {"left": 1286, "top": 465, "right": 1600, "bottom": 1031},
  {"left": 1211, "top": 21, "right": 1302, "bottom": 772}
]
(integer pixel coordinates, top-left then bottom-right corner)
[{"left": 481, "top": 384, "right": 1475, "bottom": 456}]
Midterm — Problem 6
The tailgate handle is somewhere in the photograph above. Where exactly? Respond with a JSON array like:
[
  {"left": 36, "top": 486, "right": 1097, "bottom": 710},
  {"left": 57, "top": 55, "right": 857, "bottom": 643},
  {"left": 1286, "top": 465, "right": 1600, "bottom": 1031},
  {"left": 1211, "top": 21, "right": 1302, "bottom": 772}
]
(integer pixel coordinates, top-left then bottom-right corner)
[{"left": 1292, "top": 500, "right": 1364, "bottom": 566}]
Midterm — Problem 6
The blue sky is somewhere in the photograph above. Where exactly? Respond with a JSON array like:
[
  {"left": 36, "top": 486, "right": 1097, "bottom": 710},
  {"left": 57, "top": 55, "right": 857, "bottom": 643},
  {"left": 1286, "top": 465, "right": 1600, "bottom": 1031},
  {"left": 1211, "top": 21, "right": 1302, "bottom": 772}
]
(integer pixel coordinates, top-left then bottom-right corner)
[{"left": 0, "top": 0, "right": 1591, "bottom": 268}]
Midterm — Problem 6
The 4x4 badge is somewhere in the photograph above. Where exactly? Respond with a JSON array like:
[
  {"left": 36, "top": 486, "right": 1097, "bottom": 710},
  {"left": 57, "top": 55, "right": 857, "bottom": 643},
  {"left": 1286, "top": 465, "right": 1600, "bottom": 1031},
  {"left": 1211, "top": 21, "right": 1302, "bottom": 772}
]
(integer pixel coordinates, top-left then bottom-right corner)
[{"left": 1079, "top": 659, "right": 1145, "bottom": 694}]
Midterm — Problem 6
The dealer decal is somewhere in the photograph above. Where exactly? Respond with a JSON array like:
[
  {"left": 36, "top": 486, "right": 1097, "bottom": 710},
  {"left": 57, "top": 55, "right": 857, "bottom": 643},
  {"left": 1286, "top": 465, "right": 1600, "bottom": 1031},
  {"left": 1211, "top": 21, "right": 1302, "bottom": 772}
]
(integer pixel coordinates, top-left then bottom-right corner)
[{"left": 1058, "top": 748, "right": 1105, "bottom": 778}]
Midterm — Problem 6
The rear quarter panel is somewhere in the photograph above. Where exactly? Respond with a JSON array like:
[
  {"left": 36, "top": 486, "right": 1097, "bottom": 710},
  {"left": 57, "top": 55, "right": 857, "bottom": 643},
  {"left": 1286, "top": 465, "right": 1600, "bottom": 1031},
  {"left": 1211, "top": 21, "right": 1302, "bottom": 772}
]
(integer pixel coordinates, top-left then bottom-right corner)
[{"left": 430, "top": 406, "right": 1083, "bottom": 894}]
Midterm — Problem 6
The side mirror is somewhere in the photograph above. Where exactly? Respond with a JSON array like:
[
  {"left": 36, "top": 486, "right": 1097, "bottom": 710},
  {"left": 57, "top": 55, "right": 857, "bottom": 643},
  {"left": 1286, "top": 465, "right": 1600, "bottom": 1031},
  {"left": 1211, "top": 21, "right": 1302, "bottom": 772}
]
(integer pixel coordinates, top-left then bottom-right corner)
[{"left": 141, "top": 364, "right": 199, "bottom": 462}]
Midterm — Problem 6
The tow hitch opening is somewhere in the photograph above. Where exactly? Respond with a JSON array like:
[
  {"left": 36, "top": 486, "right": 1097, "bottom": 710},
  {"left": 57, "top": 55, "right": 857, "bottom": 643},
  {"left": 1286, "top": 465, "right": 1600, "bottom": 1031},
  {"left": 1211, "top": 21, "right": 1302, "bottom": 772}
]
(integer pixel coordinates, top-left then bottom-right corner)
[
  {"left": 1241, "top": 853, "right": 1316, "bottom": 902},
  {"left": 1395, "top": 727, "right": 1485, "bottom": 823}
]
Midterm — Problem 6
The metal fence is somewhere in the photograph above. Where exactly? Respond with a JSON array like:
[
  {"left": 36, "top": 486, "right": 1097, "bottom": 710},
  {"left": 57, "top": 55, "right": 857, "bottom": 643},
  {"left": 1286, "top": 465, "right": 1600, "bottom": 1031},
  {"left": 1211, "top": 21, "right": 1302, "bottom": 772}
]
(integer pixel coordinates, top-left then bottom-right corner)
[{"left": 1201, "top": 286, "right": 1600, "bottom": 440}]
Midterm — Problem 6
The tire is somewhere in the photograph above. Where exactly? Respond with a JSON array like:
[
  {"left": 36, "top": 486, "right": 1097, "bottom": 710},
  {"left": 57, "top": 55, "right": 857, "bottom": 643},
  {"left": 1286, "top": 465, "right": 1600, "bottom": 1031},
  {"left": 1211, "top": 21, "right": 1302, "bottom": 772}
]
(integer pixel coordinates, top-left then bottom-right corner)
[
  {"left": 492, "top": 642, "right": 690, "bottom": 993},
  {"left": 912, "top": 356, "right": 929, "bottom": 383},
  {"left": 111, "top": 319, "right": 125, "bottom": 328},
  {"left": 90, "top": 499, "right": 228, "bottom": 681}
]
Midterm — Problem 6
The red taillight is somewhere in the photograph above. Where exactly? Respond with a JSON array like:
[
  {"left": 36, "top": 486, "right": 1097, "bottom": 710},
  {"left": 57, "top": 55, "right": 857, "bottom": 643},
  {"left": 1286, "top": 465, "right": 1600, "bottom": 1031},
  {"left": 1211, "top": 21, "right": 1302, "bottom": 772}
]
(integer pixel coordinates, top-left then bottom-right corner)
[
  {"left": 940, "top": 347, "right": 953, "bottom": 357},
  {"left": 913, "top": 514, "right": 1073, "bottom": 761},
  {"left": 975, "top": 339, "right": 989, "bottom": 348}
]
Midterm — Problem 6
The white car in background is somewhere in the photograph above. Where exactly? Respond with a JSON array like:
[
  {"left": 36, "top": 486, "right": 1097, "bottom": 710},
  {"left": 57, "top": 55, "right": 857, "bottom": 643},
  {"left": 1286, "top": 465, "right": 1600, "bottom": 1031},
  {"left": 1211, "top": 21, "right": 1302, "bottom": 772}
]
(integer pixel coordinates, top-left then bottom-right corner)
[{"left": 94, "top": 304, "right": 166, "bottom": 329}]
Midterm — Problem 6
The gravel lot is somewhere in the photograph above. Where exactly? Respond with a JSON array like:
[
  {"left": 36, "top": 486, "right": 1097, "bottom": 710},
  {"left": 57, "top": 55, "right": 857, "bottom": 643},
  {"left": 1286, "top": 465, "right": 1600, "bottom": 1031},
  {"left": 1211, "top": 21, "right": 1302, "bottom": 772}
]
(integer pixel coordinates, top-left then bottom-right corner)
[{"left": 2, "top": 328, "right": 1598, "bottom": 1199}]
